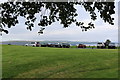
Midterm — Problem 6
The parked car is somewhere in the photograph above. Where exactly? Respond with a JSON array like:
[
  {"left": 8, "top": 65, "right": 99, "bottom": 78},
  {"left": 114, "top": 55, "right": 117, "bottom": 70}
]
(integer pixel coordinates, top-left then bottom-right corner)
[
  {"left": 62, "top": 43, "right": 70, "bottom": 48},
  {"left": 8, "top": 43, "right": 11, "bottom": 45},
  {"left": 108, "top": 43, "right": 116, "bottom": 49},
  {"left": 25, "top": 42, "right": 40, "bottom": 47},
  {"left": 97, "top": 43, "right": 106, "bottom": 49},
  {"left": 47, "top": 43, "right": 55, "bottom": 47},
  {"left": 78, "top": 44, "right": 86, "bottom": 48},
  {"left": 41, "top": 43, "right": 48, "bottom": 47},
  {"left": 54, "top": 43, "right": 62, "bottom": 48}
]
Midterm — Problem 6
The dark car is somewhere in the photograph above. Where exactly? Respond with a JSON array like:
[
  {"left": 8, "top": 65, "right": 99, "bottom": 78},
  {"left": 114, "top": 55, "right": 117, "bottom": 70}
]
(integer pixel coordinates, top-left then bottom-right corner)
[
  {"left": 41, "top": 43, "right": 48, "bottom": 47},
  {"left": 78, "top": 44, "right": 86, "bottom": 48},
  {"left": 97, "top": 43, "right": 106, "bottom": 49},
  {"left": 54, "top": 43, "right": 62, "bottom": 48},
  {"left": 62, "top": 43, "right": 70, "bottom": 48},
  {"left": 108, "top": 43, "right": 116, "bottom": 49},
  {"left": 47, "top": 43, "right": 55, "bottom": 47}
]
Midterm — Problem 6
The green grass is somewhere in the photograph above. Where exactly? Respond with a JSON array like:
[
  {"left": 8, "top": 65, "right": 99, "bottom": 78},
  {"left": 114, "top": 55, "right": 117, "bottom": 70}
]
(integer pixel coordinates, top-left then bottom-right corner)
[{"left": 2, "top": 45, "right": 118, "bottom": 78}]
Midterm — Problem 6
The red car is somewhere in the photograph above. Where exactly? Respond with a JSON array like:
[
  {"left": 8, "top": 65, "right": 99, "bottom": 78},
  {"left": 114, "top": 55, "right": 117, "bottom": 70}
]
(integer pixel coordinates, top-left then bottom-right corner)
[{"left": 78, "top": 44, "right": 86, "bottom": 48}]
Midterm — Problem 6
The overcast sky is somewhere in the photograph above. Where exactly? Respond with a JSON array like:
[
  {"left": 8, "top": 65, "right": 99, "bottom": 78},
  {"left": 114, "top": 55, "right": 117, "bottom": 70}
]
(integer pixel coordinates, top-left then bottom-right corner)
[{"left": 1, "top": 0, "right": 119, "bottom": 42}]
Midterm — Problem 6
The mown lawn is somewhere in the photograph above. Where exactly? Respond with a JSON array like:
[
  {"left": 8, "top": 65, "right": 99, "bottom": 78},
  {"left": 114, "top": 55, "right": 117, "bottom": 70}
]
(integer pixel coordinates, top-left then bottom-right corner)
[{"left": 2, "top": 45, "right": 118, "bottom": 78}]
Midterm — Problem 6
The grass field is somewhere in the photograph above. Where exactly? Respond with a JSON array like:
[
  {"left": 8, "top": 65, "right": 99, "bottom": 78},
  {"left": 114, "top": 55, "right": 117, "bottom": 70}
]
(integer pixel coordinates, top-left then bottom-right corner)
[{"left": 2, "top": 45, "right": 118, "bottom": 78}]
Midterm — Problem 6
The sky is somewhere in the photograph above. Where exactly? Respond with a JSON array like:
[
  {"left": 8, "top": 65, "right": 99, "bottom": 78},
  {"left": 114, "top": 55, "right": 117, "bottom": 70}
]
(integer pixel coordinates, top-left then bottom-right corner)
[{"left": 1, "top": 0, "right": 119, "bottom": 42}]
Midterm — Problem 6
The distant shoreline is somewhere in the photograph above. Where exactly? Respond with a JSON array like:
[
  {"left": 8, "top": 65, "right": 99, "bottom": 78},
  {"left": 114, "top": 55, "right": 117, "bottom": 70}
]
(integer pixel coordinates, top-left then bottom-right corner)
[
  {"left": 0, "top": 40, "right": 118, "bottom": 43},
  {"left": 0, "top": 40, "right": 118, "bottom": 46}
]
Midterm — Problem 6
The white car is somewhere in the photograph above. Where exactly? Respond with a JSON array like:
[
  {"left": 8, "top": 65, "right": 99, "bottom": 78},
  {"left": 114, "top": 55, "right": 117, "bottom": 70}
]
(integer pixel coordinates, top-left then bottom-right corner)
[
  {"left": 25, "top": 42, "right": 40, "bottom": 47},
  {"left": 97, "top": 43, "right": 105, "bottom": 48}
]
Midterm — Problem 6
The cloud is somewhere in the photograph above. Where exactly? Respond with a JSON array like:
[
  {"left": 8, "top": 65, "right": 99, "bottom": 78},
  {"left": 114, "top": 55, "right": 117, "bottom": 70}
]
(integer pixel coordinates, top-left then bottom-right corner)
[{"left": 2, "top": 19, "right": 118, "bottom": 42}]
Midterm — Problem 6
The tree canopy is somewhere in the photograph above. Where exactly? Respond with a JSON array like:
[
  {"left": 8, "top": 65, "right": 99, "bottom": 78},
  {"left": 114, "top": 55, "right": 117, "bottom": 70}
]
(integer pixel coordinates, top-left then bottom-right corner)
[
  {"left": 0, "top": 1, "right": 115, "bottom": 35},
  {"left": 105, "top": 39, "right": 111, "bottom": 46}
]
